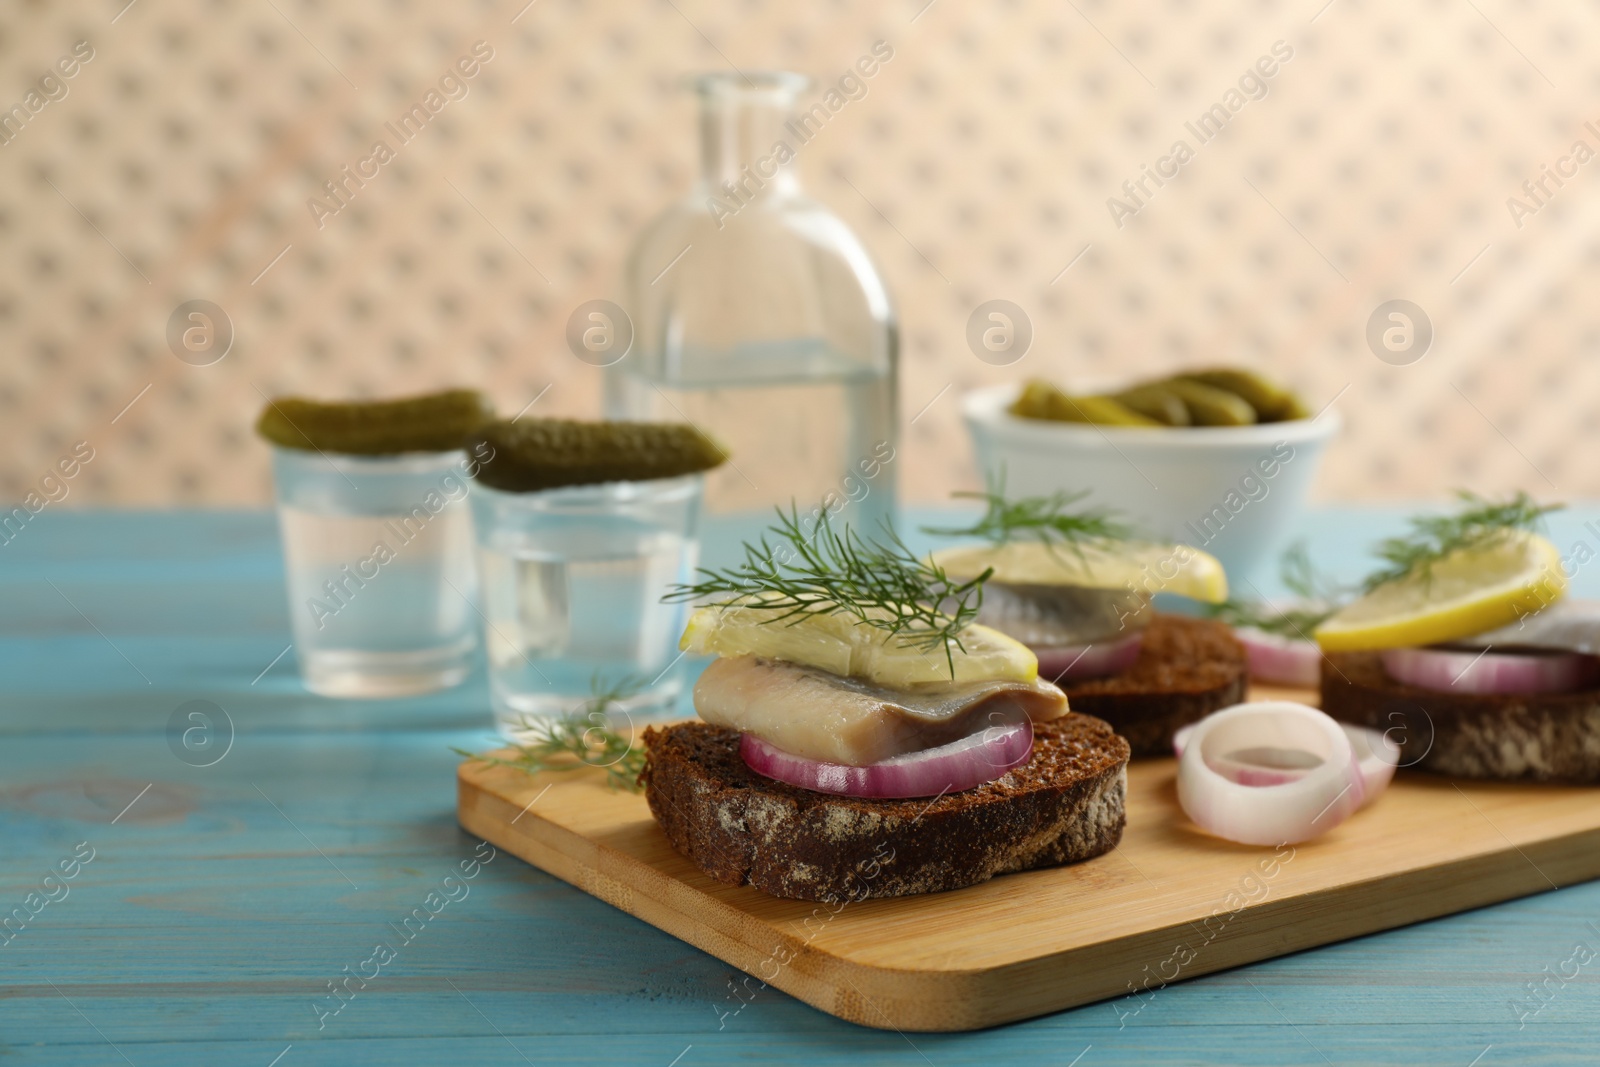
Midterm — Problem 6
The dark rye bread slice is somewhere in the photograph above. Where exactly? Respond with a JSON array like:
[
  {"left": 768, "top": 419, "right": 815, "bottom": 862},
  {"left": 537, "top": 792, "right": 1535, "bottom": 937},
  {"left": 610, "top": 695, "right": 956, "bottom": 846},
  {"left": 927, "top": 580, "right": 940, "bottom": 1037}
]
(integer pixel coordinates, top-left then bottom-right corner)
[
  {"left": 1053, "top": 613, "right": 1247, "bottom": 759},
  {"left": 1322, "top": 651, "right": 1600, "bottom": 782},
  {"left": 641, "top": 714, "right": 1129, "bottom": 902}
]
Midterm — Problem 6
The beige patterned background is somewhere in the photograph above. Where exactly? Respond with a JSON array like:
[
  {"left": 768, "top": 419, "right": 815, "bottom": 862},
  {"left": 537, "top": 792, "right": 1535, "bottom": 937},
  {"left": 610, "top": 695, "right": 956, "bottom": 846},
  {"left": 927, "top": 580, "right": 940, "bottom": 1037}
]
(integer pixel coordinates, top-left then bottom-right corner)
[{"left": 2, "top": 0, "right": 1596, "bottom": 508}]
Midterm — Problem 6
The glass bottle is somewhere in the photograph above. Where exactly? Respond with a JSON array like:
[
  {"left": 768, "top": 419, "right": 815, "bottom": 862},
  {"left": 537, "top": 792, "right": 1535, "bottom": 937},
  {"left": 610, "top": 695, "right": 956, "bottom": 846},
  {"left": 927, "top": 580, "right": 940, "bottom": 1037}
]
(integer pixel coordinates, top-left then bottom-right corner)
[{"left": 605, "top": 71, "right": 899, "bottom": 565}]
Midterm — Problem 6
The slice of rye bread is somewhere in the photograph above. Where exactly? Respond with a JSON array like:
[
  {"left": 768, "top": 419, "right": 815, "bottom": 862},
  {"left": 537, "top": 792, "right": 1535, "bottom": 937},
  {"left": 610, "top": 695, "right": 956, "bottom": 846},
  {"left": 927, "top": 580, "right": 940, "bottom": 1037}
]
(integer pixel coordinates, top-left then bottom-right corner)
[
  {"left": 641, "top": 714, "right": 1130, "bottom": 902},
  {"left": 1322, "top": 651, "right": 1600, "bottom": 782},
  {"left": 1053, "top": 614, "right": 1247, "bottom": 759}
]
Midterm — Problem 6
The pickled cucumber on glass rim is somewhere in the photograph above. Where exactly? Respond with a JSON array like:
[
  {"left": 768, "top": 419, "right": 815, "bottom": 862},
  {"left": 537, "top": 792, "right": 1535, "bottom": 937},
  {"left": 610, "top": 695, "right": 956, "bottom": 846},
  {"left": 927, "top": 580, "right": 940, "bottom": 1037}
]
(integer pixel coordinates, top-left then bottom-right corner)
[
  {"left": 1177, "top": 368, "right": 1310, "bottom": 422},
  {"left": 255, "top": 389, "right": 494, "bottom": 455},
  {"left": 469, "top": 418, "right": 728, "bottom": 492},
  {"left": 1008, "top": 380, "right": 1160, "bottom": 426}
]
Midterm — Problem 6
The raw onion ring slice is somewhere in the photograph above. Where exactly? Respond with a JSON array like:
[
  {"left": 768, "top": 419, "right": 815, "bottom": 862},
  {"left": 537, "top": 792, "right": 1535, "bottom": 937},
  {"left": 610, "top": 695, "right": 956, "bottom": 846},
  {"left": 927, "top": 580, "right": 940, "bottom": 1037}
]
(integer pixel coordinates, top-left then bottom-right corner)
[
  {"left": 1034, "top": 631, "right": 1145, "bottom": 682},
  {"left": 1234, "top": 627, "right": 1323, "bottom": 688},
  {"left": 1380, "top": 646, "right": 1600, "bottom": 695},
  {"left": 1343, "top": 723, "right": 1399, "bottom": 801},
  {"left": 1173, "top": 720, "right": 1397, "bottom": 805},
  {"left": 1177, "top": 702, "right": 1367, "bottom": 845},
  {"left": 739, "top": 712, "right": 1034, "bottom": 799}
]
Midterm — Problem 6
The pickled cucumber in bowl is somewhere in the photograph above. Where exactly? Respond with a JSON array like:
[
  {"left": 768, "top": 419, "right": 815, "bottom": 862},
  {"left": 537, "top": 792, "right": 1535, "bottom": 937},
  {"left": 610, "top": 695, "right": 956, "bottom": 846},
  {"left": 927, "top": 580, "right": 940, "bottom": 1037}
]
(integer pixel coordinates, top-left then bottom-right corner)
[{"left": 1009, "top": 368, "right": 1309, "bottom": 428}]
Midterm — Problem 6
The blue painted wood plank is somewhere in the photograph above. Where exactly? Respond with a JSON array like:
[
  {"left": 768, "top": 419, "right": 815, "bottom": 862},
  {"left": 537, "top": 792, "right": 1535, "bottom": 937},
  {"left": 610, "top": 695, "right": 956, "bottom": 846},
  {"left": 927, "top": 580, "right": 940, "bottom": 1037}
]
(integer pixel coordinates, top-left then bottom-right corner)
[
  {"left": 3, "top": 509, "right": 1600, "bottom": 1065},
  {"left": 3, "top": 1030, "right": 1587, "bottom": 1067},
  {"left": 4, "top": 728, "right": 1599, "bottom": 1056}
]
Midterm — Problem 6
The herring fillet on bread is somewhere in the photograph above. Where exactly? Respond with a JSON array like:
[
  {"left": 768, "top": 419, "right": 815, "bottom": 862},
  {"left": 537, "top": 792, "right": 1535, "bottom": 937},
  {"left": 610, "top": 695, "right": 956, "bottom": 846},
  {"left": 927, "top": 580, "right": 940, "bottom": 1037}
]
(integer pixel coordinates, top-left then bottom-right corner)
[
  {"left": 929, "top": 512, "right": 1246, "bottom": 759},
  {"left": 1310, "top": 494, "right": 1600, "bottom": 782},
  {"left": 647, "top": 507, "right": 1140, "bottom": 901},
  {"left": 642, "top": 715, "right": 1129, "bottom": 901},
  {"left": 1321, "top": 651, "right": 1600, "bottom": 782}
]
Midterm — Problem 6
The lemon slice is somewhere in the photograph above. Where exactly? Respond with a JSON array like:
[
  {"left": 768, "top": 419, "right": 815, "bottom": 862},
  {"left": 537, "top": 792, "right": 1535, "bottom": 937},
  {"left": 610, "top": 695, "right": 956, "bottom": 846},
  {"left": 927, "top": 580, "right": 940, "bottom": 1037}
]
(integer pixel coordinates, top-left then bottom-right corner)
[
  {"left": 679, "top": 600, "right": 1038, "bottom": 688},
  {"left": 929, "top": 541, "right": 1229, "bottom": 603},
  {"left": 1314, "top": 531, "right": 1567, "bottom": 652}
]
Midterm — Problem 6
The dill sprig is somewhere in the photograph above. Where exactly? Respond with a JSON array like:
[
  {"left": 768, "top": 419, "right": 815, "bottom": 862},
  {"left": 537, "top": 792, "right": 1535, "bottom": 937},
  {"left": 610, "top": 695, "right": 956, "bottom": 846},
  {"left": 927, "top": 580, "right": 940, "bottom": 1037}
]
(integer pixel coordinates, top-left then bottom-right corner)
[
  {"left": 1362, "top": 490, "right": 1563, "bottom": 592},
  {"left": 665, "top": 504, "right": 990, "bottom": 678},
  {"left": 925, "top": 486, "right": 1135, "bottom": 550},
  {"left": 1207, "top": 542, "right": 1346, "bottom": 638},
  {"left": 1278, "top": 539, "right": 1330, "bottom": 602},
  {"left": 922, "top": 474, "right": 1137, "bottom": 579},
  {"left": 452, "top": 675, "right": 647, "bottom": 792}
]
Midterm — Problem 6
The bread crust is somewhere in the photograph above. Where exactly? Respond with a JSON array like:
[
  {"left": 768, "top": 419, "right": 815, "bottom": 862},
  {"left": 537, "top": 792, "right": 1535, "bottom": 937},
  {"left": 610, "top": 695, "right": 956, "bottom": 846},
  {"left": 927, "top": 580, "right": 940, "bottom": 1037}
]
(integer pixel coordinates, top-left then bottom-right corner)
[
  {"left": 1321, "top": 651, "right": 1600, "bottom": 782},
  {"left": 1054, "top": 614, "right": 1247, "bottom": 758},
  {"left": 642, "top": 714, "right": 1130, "bottom": 901}
]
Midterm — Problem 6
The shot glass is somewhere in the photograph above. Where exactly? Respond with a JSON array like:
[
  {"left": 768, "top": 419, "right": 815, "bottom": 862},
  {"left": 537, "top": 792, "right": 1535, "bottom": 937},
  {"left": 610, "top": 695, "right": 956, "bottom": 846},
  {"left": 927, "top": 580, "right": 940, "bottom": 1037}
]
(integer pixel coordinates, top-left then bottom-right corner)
[
  {"left": 270, "top": 446, "right": 479, "bottom": 698},
  {"left": 470, "top": 473, "right": 704, "bottom": 737}
]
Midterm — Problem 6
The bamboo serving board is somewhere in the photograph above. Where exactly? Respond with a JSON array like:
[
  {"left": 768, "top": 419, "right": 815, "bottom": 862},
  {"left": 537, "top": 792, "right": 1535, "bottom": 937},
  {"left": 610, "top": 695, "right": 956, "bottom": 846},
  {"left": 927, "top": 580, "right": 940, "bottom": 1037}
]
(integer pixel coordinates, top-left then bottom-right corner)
[{"left": 456, "top": 685, "right": 1600, "bottom": 1032}]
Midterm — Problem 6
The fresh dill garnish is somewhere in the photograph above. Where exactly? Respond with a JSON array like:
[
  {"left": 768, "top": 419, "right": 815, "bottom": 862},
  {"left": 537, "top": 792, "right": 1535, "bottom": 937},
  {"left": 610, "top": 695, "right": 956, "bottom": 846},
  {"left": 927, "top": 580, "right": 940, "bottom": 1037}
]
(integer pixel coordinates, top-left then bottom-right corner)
[
  {"left": 452, "top": 675, "right": 647, "bottom": 792},
  {"left": 1362, "top": 490, "right": 1563, "bottom": 592},
  {"left": 922, "top": 473, "right": 1137, "bottom": 577},
  {"left": 924, "top": 486, "right": 1135, "bottom": 549},
  {"left": 1206, "top": 542, "right": 1345, "bottom": 639},
  {"left": 1277, "top": 540, "right": 1327, "bottom": 601},
  {"left": 665, "top": 504, "right": 990, "bottom": 678}
]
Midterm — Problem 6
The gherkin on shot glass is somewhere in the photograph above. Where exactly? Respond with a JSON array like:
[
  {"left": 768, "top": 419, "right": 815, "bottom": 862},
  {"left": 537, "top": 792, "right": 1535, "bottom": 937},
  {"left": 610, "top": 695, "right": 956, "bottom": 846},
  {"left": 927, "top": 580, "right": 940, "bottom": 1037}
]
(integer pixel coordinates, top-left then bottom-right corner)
[
  {"left": 257, "top": 389, "right": 493, "bottom": 698},
  {"left": 465, "top": 417, "right": 726, "bottom": 739}
]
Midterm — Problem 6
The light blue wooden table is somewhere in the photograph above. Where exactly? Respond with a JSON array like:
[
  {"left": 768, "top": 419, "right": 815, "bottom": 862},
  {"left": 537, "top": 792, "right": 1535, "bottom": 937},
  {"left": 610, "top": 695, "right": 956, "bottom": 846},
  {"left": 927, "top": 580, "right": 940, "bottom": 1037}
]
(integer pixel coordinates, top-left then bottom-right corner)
[{"left": 5, "top": 507, "right": 1600, "bottom": 1066}]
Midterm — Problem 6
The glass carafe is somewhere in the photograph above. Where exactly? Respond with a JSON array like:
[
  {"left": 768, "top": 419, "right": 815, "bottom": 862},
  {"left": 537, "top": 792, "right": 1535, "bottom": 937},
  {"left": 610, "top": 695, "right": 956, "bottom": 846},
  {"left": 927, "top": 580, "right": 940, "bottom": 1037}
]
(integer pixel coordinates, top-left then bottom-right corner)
[{"left": 605, "top": 71, "right": 899, "bottom": 565}]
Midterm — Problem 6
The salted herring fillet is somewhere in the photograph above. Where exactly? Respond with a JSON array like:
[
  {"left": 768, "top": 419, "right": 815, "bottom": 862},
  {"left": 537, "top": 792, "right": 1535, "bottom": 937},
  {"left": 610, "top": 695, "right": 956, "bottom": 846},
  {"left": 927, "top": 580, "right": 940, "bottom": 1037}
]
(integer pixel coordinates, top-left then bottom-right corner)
[
  {"left": 1453, "top": 598, "right": 1600, "bottom": 654},
  {"left": 967, "top": 583, "right": 1152, "bottom": 647},
  {"left": 693, "top": 655, "right": 1069, "bottom": 767}
]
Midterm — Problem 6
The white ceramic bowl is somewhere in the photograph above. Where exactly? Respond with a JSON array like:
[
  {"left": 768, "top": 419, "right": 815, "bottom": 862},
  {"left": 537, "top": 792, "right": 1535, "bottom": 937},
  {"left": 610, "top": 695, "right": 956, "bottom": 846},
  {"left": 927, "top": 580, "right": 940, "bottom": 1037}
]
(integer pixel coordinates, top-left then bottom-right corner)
[{"left": 960, "top": 384, "right": 1341, "bottom": 586}]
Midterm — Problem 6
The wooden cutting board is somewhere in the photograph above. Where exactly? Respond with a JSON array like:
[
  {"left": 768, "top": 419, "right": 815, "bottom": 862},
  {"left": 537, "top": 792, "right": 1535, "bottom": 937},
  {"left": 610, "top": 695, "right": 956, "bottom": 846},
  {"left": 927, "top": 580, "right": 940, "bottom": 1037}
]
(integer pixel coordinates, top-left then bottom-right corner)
[{"left": 455, "top": 685, "right": 1600, "bottom": 1032}]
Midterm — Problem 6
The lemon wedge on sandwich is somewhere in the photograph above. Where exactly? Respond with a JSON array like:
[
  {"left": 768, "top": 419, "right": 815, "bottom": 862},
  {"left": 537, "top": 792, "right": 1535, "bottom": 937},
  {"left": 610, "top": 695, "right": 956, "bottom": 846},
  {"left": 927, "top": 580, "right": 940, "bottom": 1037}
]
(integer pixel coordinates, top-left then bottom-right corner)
[
  {"left": 681, "top": 598, "right": 1037, "bottom": 688},
  {"left": 1314, "top": 530, "right": 1566, "bottom": 652},
  {"left": 930, "top": 540, "right": 1229, "bottom": 604}
]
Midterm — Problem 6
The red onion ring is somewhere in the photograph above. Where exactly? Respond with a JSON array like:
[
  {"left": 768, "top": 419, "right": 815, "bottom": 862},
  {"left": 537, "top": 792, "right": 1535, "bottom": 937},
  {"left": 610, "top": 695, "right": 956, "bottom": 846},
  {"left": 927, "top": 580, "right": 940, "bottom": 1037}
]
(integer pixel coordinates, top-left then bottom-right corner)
[
  {"left": 1380, "top": 646, "right": 1600, "bottom": 695},
  {"left": 1033, "top": 631, "right": 1144, "bottom": 682},
  {"left": 1177, "top": 702, "right": 1370, "bottom": 845},
  {"left": 1173, "top": 720, "right": 1397, "bottom": 805},
  {"left": 1234, "top": 627, "right": 1323, "bottom": 688},
  {"left": 739, "top": 715, "right": 1034, "bottom": 798}
]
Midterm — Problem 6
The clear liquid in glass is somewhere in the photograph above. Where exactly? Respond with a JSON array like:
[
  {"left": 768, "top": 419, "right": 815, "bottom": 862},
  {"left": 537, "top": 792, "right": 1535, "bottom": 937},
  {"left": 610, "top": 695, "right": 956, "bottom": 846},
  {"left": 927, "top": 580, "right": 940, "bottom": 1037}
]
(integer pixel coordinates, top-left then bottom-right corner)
[
  {"left": 610, "top": 72, "right": 900, "bottom": 566},
  {"left": 606, "top": 339, "right": 896, "bottom": 554},
  {"left": 271, "top": 449, "right": 479, "bottom": 698},
  {"left": 471, "top": 476, "right": 701, "bottom": 738}
]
